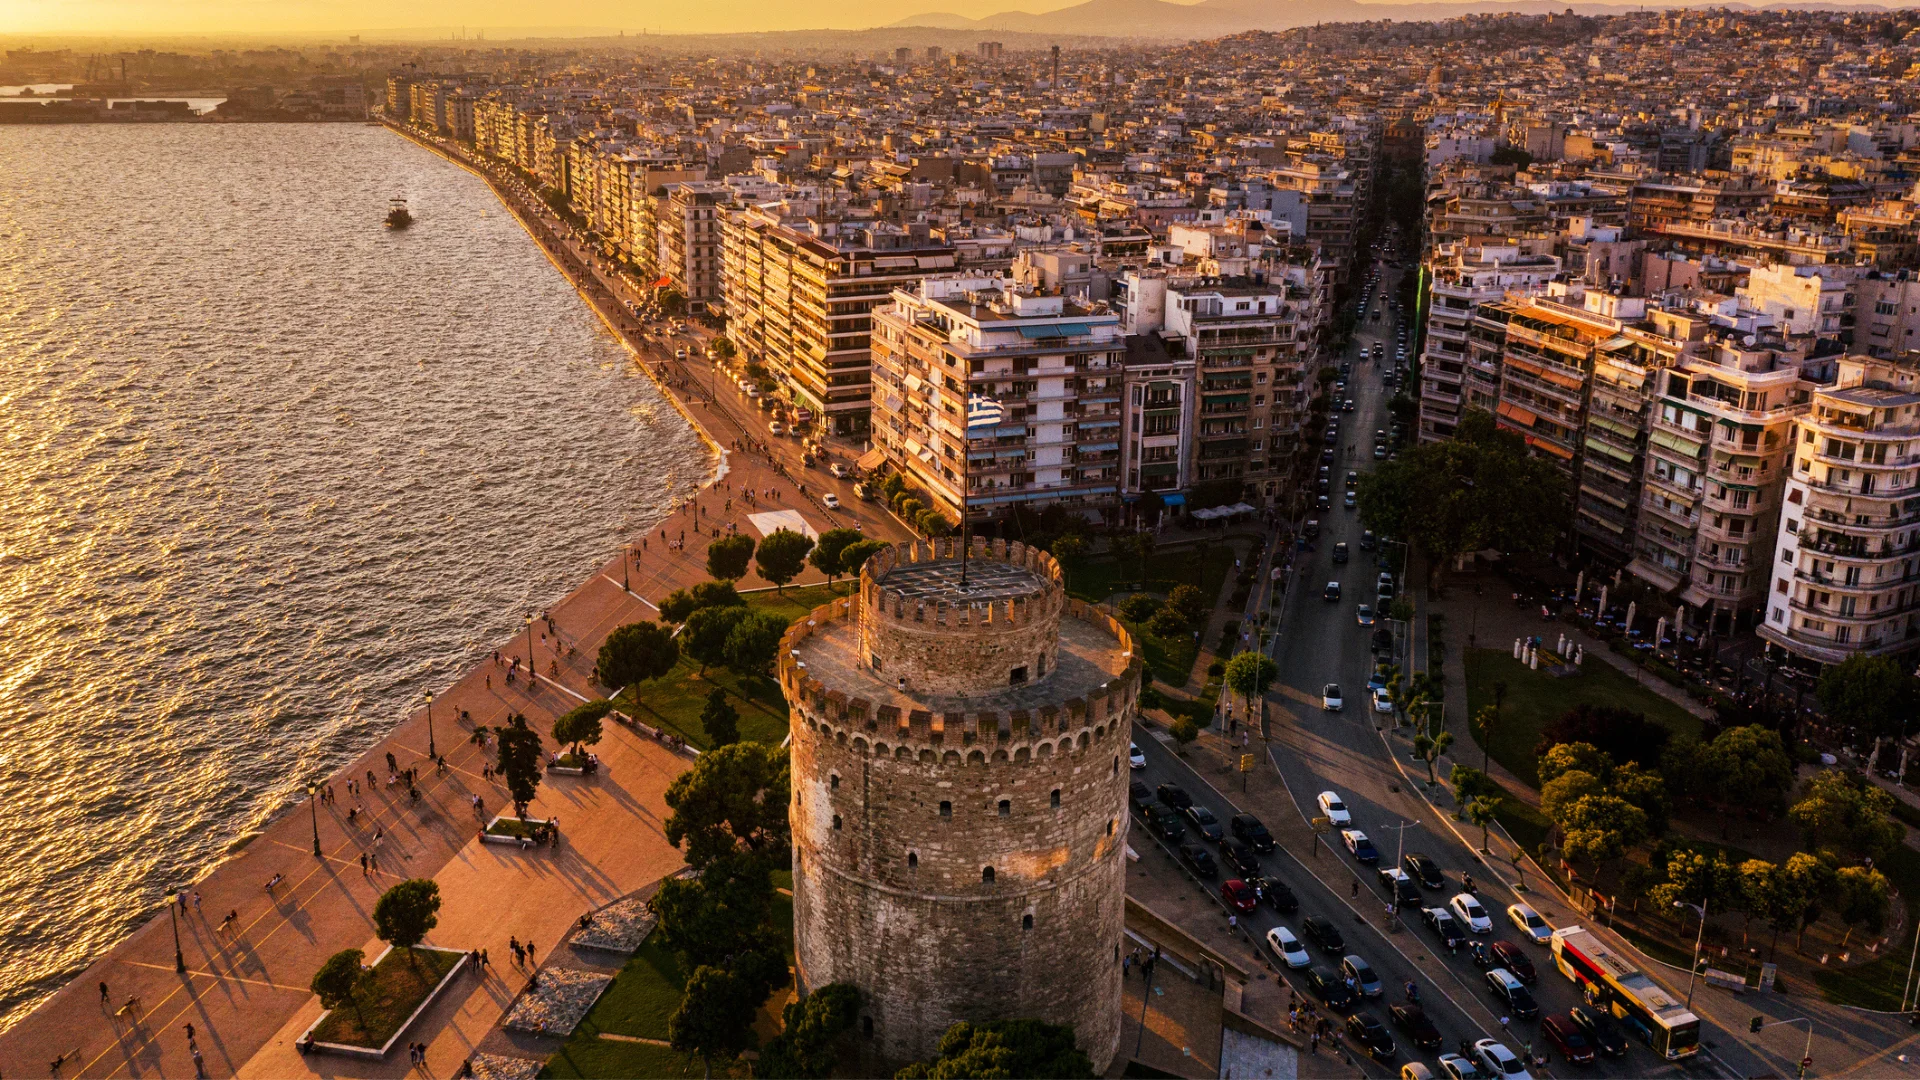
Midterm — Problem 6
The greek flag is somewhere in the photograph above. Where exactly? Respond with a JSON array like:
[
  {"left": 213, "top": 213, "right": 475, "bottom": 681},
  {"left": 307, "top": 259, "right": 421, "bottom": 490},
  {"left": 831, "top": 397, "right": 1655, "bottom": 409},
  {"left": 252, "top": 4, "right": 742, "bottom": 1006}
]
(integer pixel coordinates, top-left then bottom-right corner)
[{"left": 966, "top": 394, "right": 1005, "bottom": 433}]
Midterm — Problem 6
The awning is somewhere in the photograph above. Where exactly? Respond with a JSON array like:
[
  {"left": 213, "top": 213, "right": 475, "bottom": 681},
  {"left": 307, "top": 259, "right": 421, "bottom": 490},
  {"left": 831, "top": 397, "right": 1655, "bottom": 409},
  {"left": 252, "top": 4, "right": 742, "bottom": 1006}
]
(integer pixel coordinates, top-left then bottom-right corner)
[
  {"left": 1080, "top": 441, "right": 1120, "bottom": 452},
  {"left": 1497, "top": 401, "right": 1540, "bottom": 427},
  {"left": 1017, "top": 322, "right": 1091, "bottom": 339},
  {"left": 1649, "top": 429, "right": 1704, "bottom": 456},
  {"left": 856, "top": 448, "right": 887, "bottom": 471},
  {"left": 1160, "top": 492, "right": 1186, "bottom": 506}
]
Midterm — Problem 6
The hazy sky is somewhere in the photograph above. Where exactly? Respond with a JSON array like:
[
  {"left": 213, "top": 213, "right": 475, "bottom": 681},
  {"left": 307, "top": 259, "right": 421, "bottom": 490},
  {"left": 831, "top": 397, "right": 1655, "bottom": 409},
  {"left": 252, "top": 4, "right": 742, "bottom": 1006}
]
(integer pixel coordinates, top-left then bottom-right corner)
[{"left": 0, "top": 0, "right": 1107, "bottom": 36}]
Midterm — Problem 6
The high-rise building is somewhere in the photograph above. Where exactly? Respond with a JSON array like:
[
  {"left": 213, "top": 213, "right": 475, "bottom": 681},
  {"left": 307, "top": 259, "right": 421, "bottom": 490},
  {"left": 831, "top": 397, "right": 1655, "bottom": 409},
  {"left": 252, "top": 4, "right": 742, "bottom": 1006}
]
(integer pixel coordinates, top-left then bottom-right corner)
[{"left": 1418, "top": 240, "right": 1562, "bottom": 443}]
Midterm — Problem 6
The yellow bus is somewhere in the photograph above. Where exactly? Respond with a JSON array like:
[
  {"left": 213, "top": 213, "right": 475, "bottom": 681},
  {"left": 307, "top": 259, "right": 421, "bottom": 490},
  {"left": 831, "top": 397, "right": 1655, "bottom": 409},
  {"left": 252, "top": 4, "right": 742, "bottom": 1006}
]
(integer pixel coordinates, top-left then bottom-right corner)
[{"left": 1550, "top": 926, "right": 1700, "bottom": 1060}]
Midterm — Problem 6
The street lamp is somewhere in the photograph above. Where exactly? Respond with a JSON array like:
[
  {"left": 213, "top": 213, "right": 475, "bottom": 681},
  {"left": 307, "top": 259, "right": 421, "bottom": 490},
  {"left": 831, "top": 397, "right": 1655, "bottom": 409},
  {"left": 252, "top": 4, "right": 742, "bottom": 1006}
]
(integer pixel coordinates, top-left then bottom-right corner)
[
  {"left": 1751, "top": 1016, "right": 1817, "bottom": 1079},
  {"left": 1676, "top": 898, "right": 1709, "bottom": 1007},
  {"left": 424, "top": 690, "right": 436, "bottom": 760},
  {"left": 307, "top": 781, "right": 322, "bottom": 858},
  {"left": 525, "top": 613, "right": 536, "bottom": 684},
  {"left": 623, "top": 540, "right": 632, "bottom": 593},
  {"left": 1377, "top": 819, "right": 1420, "bottom": 925},
  {"left": 166, "top": 885, "right": 186, "bottom": 973}
]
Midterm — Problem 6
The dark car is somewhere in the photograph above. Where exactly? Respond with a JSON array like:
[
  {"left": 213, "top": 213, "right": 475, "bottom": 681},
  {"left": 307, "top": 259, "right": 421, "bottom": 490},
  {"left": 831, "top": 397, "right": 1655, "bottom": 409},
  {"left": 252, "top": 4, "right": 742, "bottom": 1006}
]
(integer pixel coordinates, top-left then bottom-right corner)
[
  {"left": 1231, "top": 814, "right": 1275, "bottom": 854},
  {"left": 1490, "top": 941, "right": 1536, "bottom": 984},
  {"left": 1179, "top": 844, "right": 1218, "bottom": 879},
  {"left": 1332, "top": 542, "right": 1350, "bottom": 564},
  {"left": 1250, "top": 875, "right": 1298, "bottom": 913},
  {"left": 1305, "top": 966, "right": 1355, "bottom": 1011},
  {"left": 1221, "top": 878, "right": 1259, "bottom": 913},
  {"left": 1569, "top": 1005, "right": 1628, "bottom": 1057},
  {"left": 1129, "top": 780, "right": 1153, "bottom": 813},
  {"left": 1345, "top": 1013, "right": 1396, "bottom": 1060},
  {"left": 1156, "top": 783, "right": 1192, "bottom": 809},
  {"left": 1404, "top": 852, "right": 1445, "bottom": 889},
  {"left": 1184, "top": 804, "right": 1225, "bottom": 843},
  {"left": 1421, "top": 907, "right": 1466, "bottom": 950},
  {"left": 1378, "top": 868, "right": 1422, "bottom": 907},
  {"left": 1147, "top": 805, "right": 1186, "bottom": 842},
  {"left": 1542, "top": 1014, "right": 1596, "bottom": 1065},
  {"left": 1485, "top": 969, "right": 1539, "bottom": 1020},
  {"left": 1389, "top": 1003, "right": 1443, "bottom": 1051},
  {"left": 1301, "top": 915, "right": 1346, "bottom": 953},
  {"left": 1220, "top": 836, "right": 1261, "bottom": 877},
  {"left": 1359, "top": 530, "right": 1377, "bottom": 551}
]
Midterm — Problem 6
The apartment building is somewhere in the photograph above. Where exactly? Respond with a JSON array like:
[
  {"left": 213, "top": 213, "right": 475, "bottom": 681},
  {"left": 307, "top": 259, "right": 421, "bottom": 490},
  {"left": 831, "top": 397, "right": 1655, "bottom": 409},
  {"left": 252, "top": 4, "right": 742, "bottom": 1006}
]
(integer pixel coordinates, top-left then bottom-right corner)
[
  {"left": 722, "top": 211, "right": 960, "bottom": 436},
  {"left": 1762, "top": 355, "right": 1920, "bottom": 664},
  {"left": 1120, "top": 333, "right": 1196, "bottom": 505},
  {"left": 659, "top": 181, "right": 728, "bottom": 311},
  {"left": 1418, "top": 240, "right": 1562, "bottom": 443},
  {"left": 1628, "top": 335, "right": 1811, "bottom": 635},
  {"left": 1849, "top": 271, "right": 1920, "bottom": 359},
  {"left": 869, "top": 278, "right": 1125, "bottom": 523}
]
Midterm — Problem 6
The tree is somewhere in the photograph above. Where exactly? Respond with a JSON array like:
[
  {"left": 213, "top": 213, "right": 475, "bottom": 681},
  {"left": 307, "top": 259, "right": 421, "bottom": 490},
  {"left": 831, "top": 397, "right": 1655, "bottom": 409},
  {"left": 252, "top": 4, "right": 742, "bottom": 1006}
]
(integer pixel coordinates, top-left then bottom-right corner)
[
  {"left": 836, "top": 539, "right": 888, "bottom": 578},
  {"left": 1538, "top": 742, "right": 1613, "bottom": 786},
  {"left": 1166, "top": 584, "right": 1209, "bottom": 625},
  {"left": 1489, "top": 145, "right": 1535, "bottom": 169},
  {"left": 1119, "top": 594, "right": 1161, "bottom": 622},
  {"left": 373, "top": 879, "right": 442, "bottom": 963},
  {"left": 1660, "top": 735, "right": 1711, "bottom": 803},
  {"left": 671, "top": 965, "right": 760, "bottom": 1080},
  {"left": 707, "top": 534, "right": 756, "bottom": 581},
  {"left": 1147, "top": 604, "right": 1190, "bottom": 638},
  {"left": 1224, "top": 652, "right": 1279, "bottom": 720},
  {"left": 1559, "top": 795, "right": 1649, "bottom": 875},
  {"left": 1049, "top": 533, "right": 1089, "bottom": 562},
  {"left": 1413, "top": 729, "right": 1455, "bottom": 785},
  {"left": 1355, "top": 409, "right": 1567, "bottom": 582},
  {"left": 1169, "top": 717, "right": 1200, "bottom": 754},
  {"left": 1464, "top": 796, "right": 1499, "bottom": 853},
  {"left": 755, "top": 529, "right": 815, "bottom": 593},
  {"left": 756, "top": 984, "right": 862, "bottom": 1079},
  {"left": 1608, "top": 762, "right": 1670, "bottom": 836},
  {"left": 917, "top": 509, "right": 953, "bottom": 537},
  {"left": 596, "top": 620, "right": 679, "bottom": 691},
  {"left": 895, "top": 1019, "right": 1094, "bottom": 1080},
  {"left": 1450, "top": 763, "right": 1501, "bottom": 804},
  {"left": 551, "top": 699, "right": 611, "bottom": 758},
  {"left": 1701, "top": 725, "right": 1796, "bottom": 815},
  {"left": 311, "top": 949, "right": 369, "bottom": 1026},
  {"left": 1125, "top": 532, "right": 1157, "bottom": 588},
  {"left": 662, "top": 580, "right": 746, "bottom": 623},
  {"left": 724, "top": 611, "right": 790, "bottom": 676},
  {"left": 664, "top": 741, "right": 792, "bottom": 868},
  {"left": 701, "top": 688, "right": 741, "bottom": 748},
  {"left": 1541, "top": 770, "right": 1604, "bottom": 824},
  {"left": 1817, "top": 654, "right": 1919, "bottom": 746},
  {"left": 1648, "top": 849, "right": 1737, "bottom": 913},
  {"left": 1539, "top": 705, "right": 1670, "bottom": 770},
  {"left": 496, "top": 712, "right": 544, "bottom": 816},
  {"left": 1784, "top": 852, "right": 1837, "bottom": 950},
  {"left": 652, "top": 852, "right": 786, "bottom": 983},
  {"left": 808, "top": 527, "right": 865, "bottom": 587},
  {"left": 1789, "top": 770, "right": 1905, "bottom": 865},
  {"left": 1833, "top": 865, "right": 1893, "bottom": 946},
  {"left": 684, "top": 604, "right": 750, "bottom": 673}
]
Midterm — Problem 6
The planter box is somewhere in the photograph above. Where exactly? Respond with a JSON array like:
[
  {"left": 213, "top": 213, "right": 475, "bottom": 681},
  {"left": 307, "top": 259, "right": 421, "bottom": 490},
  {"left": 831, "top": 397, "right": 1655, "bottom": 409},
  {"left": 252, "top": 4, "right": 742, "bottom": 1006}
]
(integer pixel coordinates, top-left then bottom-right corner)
[
  {"left": 483, "top": 815, "right": 557, "bottom": 845},
  {"left": 300, "top": 946, "right": 468, "bottom": 1060},
  {"left": 548, "top": 754, "right": 597, "bottom": 777}
]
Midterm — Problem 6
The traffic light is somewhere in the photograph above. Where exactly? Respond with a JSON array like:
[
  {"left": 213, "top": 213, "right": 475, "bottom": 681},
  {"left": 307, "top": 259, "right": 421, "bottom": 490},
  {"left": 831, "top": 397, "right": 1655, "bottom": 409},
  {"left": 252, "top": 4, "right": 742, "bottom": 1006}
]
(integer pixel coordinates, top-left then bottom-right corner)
[{"left": 1750, "top": 1016, "right": 1764, "bottom": 1033}]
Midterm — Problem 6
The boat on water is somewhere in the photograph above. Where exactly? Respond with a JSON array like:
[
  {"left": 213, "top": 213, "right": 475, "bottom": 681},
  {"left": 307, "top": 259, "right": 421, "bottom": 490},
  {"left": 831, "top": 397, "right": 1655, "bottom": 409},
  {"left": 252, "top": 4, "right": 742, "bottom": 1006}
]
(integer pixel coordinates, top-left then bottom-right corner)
[{"left": 385, "top": 198, "right": 412, "bottom": 229}]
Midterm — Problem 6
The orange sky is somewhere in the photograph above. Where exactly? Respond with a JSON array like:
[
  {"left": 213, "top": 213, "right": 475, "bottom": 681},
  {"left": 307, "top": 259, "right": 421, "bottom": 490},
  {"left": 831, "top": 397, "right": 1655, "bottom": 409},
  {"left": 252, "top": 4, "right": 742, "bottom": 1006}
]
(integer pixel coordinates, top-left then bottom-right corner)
[{"left": 0, "top": 0, "right": 1116, "bottom": 36}]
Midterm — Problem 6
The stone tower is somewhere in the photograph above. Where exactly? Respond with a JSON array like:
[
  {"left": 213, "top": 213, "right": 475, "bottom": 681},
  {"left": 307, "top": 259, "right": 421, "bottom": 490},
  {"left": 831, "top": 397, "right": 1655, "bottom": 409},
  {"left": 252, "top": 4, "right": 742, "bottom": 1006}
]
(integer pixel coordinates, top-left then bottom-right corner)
[{"left": 779, "top": 538, "right": 1139, "bottom": 1071}]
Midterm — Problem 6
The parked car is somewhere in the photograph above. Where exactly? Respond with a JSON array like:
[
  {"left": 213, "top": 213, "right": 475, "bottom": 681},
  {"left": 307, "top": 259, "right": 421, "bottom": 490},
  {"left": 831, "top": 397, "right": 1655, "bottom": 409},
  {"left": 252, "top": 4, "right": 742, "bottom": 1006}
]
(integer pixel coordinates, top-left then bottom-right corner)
[
  {"left": 1540, "top": 1014, "right": 1595, "bottom": 1065},
  {"left": 1451, "top": 893, "right": 1494, "bottom": 934},
  {"left": 1266, "top": 925, "right": 1310, "bottom": 968},
  {"left": 1436, "top": 1053, "right": 1484, "bottom": 1080},
  {"left": 1484, "top": 969, "right": 1539, "bottom": 1020},
  {"left": 1306, "top": 966, "right": 1356, "bottom": 1011},
  {"left": 1316, "top": 791, "right": 1352, "bottom": 826},
  {"left": 1404, "top": 853, "right": 1445, "bottom": 889},
  {"left": 1184, "top": 805, "right": 1225, "bottom": 843},
  {"left": 1221, "top": 878, "right": 1259, "bottom": 913},
  {"left": 1342, "top": 955, "right": 1383, "bottom": 997},
  {"left": 1156, "top": 783, "right": 1192, "bottom": 809},
  {"left": 1323, "top": 683, "right": 1344, "bottom": 712},
  {"left": 1301, "top": 915, "right": 1346, "bottom": 953},
  {"left": 1507, "top": 903, "right": 1552, "bottom": 944},
  {"left": 1473, "top": 1039, "right": 1531, "bottom": 1080},
  {"left": 1129, "top": 742, "right": 1146, "bottom": 769},
  {"left": 1346, "top": 1013, "right": 1396, "bottom": 1060},
  {"left": 1379, "top": 867, "right": 1422, "bottom": 907},
  {"left": 1421, "top": 907, "right": 1466, "bottom": 950},
  {"left": 1231, "top": 814, "right": 1275, "bottom": 854},
  {"left": 1390, "top": 1003, "right": 1443, "bottom": 1050},
  {"left": 1490, "top": 941, "right": 1536, "bottom": 983},
  {"left": 1371, "top": 686, "right": 1395, "bottom": 714},
  {"left": 1178, "top": 844, "right": 1219, "bottom": 879},
  {"left": 1146, "top": 805, "right": 1185, "bottom": 842},
  {"left": 1128, "top": 780, "right": 1153, "bottom": 813},
  {"left": 1568, "top": 1005, "right": 1628, "bottom": 1057},
  {"left": 1250, "top": 875, "right": 1298, "bottom": 913},
  {"left": 1342, "top": 829, "right": 1380, "bottom": 864},
  {"left": 1220, "top": 837, "right": 1260, "bottom": 877}
]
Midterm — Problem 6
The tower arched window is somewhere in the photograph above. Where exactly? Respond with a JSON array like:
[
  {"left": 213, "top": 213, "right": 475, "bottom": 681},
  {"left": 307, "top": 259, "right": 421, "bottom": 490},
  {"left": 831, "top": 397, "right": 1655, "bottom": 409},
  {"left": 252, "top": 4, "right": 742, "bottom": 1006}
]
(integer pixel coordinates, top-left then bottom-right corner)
[{"left": 982, "top": 866, "right": 996, "bottom": 884}]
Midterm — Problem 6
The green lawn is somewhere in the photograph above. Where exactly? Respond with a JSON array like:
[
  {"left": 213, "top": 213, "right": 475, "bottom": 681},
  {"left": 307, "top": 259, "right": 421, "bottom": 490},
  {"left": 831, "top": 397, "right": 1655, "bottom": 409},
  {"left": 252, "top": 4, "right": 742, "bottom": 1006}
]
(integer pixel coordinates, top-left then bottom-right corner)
[
  {"left": 619, "top": 656, "right": 790, "bottom": 750},
  {"left": 740, "top": 582, "right": 853, "bottom": 624},
  {"left": 1463, "top": 648, "right": 1703, "bottom": 787},
  {"left": 1814, "top": 843, "right": 1920, "bottom": 1009},
  {"left": 486, "top": 817, "right": 552, "bottom": 839},
  {"left": 308, "top": 947, "right": 462, "bottom": 1049},
  {"left": 1060, "top": 540, "right": 1243, "bottom": 606},
  {"left": 542, "top": 1038, "right": 708, "bottom": 1080},
  {"left": 575, "top": 942, "right": 685, "bottom": 1041}
]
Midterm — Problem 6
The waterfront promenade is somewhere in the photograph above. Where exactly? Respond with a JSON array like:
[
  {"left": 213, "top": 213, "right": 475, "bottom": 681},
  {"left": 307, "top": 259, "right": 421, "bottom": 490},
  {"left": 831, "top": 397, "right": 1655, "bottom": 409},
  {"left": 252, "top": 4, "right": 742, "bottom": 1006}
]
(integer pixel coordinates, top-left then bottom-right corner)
[{"left": 0, "top": 128, "right": 914, "bottom": 1080}]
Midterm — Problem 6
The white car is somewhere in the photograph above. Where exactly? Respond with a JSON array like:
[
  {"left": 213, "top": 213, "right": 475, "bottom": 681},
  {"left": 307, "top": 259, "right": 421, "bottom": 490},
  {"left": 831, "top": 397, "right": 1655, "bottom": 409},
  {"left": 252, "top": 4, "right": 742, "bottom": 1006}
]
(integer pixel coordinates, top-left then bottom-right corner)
[
  {"left": 829, "top": 463, "right": 850, "bottom": 479},
  {"left": 675, "top": 346, "right": 689, "bottom": 359},
  {"left": 1371, "top": 686, "right": 1395, "bottom": 714},
  {"left": 1473, "top": 1038, "right": 1531, "bottom": 1079},
  {"left": 1129, "top": 742, "right": 1147, "bottom": 769},
  {"left": 1316, "top": 791, "right": 1352, "bottom": 827},
  {"left": 1435, "top": 1053, "right": 1483, "bottom": 1080},
  {"left": 1356, "top": 604, "right": 1375, "bottom": 627},
  {"left": 1266, "top": 925, "right": 1311, "bottom": 968},
  {"left": 821, "top": 494, "right": 840, "bottom": 510},
  {"left": 1322, "top": 683, "right": 1344, "bottom": 712},
  {"left": 1508, "top": 903, "right": 1553, "bottom": 945},
  {"left": 768, "top": 421, "right": 785, "bottom": 436},
  {"left": 1451, "top": 893, "right": 1494, "bottom": 934}
]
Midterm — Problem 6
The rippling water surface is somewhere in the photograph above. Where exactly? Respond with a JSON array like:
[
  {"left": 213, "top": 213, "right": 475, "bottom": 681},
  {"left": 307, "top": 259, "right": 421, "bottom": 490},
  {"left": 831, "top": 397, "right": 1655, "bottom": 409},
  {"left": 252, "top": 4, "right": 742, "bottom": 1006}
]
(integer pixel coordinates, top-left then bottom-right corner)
[{"left": 0, "top": 124, "right": 710, "bottom": 1023}]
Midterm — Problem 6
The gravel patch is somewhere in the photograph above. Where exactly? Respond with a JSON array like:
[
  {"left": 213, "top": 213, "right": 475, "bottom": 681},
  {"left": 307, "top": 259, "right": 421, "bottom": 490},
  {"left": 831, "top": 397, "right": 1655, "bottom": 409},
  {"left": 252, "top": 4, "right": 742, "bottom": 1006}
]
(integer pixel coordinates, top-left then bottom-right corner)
[
  {"left": 572, "top": 895, "right": 658, "bottom": 955},
  {"left": 470, "top": 1052, "right": 547, "bottom": 1080},
  {"left": 503, "top": 967, "right": 613, "bottom": 1037}
]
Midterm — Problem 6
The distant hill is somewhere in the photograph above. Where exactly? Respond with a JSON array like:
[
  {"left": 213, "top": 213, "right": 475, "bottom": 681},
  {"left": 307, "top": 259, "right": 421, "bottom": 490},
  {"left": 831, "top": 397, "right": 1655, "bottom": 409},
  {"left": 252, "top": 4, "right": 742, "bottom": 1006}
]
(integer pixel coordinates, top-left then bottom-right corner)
[{"left": 890, "top": 0, "right": 1911, "bottom": 38}]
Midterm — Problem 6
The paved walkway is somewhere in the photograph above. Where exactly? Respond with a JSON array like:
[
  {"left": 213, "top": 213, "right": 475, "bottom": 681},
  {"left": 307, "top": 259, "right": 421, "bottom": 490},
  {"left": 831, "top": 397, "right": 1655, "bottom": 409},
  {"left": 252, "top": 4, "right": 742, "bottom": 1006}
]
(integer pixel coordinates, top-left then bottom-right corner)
[{"left": 0, "top": 131, "right": 917, "bottom": 1080}]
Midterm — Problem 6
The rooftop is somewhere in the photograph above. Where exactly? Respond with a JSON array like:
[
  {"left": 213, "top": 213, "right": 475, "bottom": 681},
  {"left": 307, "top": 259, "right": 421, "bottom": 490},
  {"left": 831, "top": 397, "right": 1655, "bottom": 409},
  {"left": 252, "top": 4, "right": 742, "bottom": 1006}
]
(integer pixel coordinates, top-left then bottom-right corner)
[{"left": 875, "top": 557, "right": 1047, "bottom": 602}]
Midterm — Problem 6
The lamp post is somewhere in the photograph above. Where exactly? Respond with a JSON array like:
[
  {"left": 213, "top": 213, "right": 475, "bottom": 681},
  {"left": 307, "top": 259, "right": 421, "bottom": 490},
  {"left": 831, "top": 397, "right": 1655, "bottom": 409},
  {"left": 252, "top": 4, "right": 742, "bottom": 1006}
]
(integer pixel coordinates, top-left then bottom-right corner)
[
  {"left": 525, "top": 613, "right": 536, "bottom": 685},
  {"left": 1377, "top": 819, "right": 1420, "bottom": 926},
  {"left": 424, "top": 690, "right": 437, "bottom": 760},
  {"left": 1676, "top": 898, "right": 1708, "bottom": 1007},
  {"left": 623, "top": 541, "right": 632, "bottom": 593},
  {"left": 308, "top": 781, "right": 322, "bottom": 858},
  {"left": 167, "top": 886, "right": 186, "bottom": 973},
  {"left": 1752, "top": 1016, "right": 1816, "bottom": 1080}
]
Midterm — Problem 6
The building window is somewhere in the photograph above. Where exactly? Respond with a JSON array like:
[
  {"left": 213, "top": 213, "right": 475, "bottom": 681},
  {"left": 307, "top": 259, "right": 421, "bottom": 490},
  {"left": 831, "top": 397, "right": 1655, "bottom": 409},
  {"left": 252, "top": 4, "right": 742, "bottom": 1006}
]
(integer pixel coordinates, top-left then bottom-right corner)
[
  {"left": 998, "top": 799, "right": 1011, "bottom": 816},
  {"left": 830, "top": 773, "right": 840, "bottom": 790},
  {"left": 832, "top": 814, "right": 842, "bottom": 831},
  {"left": 1107, "top": 819, "right": 1115, "bottom": 836},
  {"left": 1022, "top": 913, "right": 1034, "bottom": 930},
  {"left": 1010, "top": 666, "right": 1028, "bottom": 684},
  {"left": 940, "top": 800, "right": 951, "bottom": 818},
  {"left": 982, "top": 866, "right": 995, "bottom": 883},
  {"left": 1051, "top": 788, "right": 1061, "bottom": 808},
  {"left": 908, "top": 851, "right": 918, "bottom": 868},
  {"left": 863, "top": 1017, "right": 873, "bottom": 1038}
]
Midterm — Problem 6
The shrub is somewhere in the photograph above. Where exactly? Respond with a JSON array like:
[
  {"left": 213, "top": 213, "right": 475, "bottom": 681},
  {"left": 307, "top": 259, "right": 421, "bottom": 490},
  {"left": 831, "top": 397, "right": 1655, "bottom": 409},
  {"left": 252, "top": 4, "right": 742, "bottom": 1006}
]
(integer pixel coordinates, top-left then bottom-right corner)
[
  {"left": 1147, "top": 604, "right": 1190, "bottom": 638},
  {"left": 1119, "top": 595, "right": 1161, "bottom": 622}
]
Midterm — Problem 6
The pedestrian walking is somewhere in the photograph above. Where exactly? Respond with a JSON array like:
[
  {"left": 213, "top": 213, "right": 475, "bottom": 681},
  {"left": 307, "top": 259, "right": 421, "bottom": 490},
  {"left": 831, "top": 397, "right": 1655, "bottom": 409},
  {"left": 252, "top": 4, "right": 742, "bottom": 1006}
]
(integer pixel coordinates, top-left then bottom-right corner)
[
  {"left": 100, "top": 981, "right": 109, "bottom": 1005},
  {"left": 360, "top": 853, "right": 369, "bottom": 874},
  {"left": 192, "top": 1046, "right": 205, "bottom": 1079},
  {"left": 192, "top": 890, "right": 202, "bottom": 912},
  {"left": 1122, "top": 954, "right": 1132, "bottom": 978},
  {"left": 1351, "top": 880, "right": 1360, "bottom": 899}
]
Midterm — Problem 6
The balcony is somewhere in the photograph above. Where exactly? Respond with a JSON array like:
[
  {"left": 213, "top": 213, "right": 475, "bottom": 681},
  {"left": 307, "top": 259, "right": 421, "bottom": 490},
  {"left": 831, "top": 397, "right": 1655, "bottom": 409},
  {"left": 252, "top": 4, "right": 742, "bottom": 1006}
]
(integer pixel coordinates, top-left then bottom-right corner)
[
  {"left": 1759, "top": 621, "right": 1914, "bottom": 665},
  {"left": 1649, "top": 414, "right": 1711, "bottom": 447}
]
